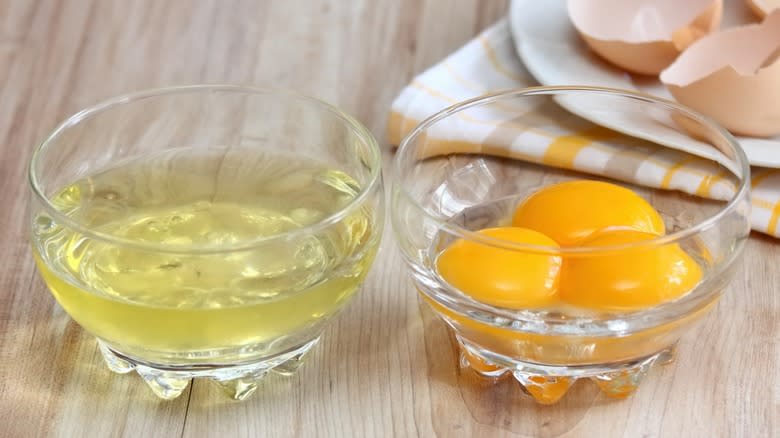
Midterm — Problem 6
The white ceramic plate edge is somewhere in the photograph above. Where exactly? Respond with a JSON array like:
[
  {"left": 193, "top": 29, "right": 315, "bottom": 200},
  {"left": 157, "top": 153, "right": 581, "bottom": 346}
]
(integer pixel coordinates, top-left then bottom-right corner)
[{"left": 509, "top": 0, "right": 780, "bottom": 169}]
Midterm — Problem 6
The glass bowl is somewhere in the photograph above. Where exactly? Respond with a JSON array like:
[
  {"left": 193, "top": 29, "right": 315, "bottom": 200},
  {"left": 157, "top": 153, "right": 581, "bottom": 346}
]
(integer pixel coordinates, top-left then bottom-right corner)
[
  {"left": 391, "top": 86, "right": 750, "bottom": 404},
  {"left": 29, "top": 85, "right": 384, "bottom": 400}
]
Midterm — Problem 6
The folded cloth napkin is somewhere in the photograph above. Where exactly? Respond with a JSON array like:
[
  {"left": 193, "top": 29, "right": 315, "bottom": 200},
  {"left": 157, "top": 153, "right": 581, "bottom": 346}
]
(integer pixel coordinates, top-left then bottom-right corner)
[{"left": 388, "top": 19, "right": 780, "bottom": 238}]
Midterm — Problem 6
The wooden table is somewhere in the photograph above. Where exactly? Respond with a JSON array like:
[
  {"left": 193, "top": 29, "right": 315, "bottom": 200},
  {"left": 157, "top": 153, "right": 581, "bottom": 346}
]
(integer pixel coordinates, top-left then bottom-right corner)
[{"left": 0, "top": 1, "right": 776, "bottom": 436}]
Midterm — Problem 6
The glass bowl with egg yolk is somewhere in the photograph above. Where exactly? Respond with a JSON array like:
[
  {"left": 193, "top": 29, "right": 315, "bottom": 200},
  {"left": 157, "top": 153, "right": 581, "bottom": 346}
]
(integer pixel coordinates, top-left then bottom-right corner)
[{"left": 391, "top": 87, "right": 751, "bottom": 404}]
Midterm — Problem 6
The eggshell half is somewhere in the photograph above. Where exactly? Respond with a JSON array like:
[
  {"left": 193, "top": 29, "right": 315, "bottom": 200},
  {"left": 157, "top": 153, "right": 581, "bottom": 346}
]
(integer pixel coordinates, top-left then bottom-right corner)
[
  {"left": 746, "top": 0, "right": 780, "bottom": 18},
  {"left": 568, "top": 0, "right": 723, "bottom": 75},
  {"left": 660, "top": 10, "right": 780, "bottom": 137}
]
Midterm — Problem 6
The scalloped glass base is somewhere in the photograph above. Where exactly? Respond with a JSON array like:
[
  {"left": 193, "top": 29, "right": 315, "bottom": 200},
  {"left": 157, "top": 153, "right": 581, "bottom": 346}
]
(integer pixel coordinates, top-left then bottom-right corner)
[
  {"left": 97, "top": 337, "right": 320, "bottom": 400},
  {"left": 456, "top": 336, "right": 677, "bottom": 405}
]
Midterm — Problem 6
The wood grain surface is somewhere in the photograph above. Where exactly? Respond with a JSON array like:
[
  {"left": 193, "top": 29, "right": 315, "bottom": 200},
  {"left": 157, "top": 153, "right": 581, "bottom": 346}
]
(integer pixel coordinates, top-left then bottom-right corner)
[{"left": 0, "top": 1, "right": 777, "bottom": 437}]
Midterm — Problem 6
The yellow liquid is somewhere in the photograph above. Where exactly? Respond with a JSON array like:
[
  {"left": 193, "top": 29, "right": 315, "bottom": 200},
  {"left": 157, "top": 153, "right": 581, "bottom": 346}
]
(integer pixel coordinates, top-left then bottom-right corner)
[{"left": 32, "top": 148, "right": 377, "bottom": 363}]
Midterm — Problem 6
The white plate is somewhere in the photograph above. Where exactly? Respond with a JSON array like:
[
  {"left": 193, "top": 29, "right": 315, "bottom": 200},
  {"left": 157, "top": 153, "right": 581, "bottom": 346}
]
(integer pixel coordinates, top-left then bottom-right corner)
[{"left": 509, "top": 0, "right": 780, "bottom": 168}]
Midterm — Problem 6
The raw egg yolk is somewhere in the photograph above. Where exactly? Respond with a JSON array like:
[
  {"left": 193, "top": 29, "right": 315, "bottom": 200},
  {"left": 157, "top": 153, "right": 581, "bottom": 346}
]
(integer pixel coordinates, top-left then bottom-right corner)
[
  {"left": 560, "top": 229, "right": 702, "bottom": 311},
  {"left": 436, "top": 227, "right": 561, "bottom": 309},
  {"left": 512, "top": 180, "right": 665, "bottom": 246}
]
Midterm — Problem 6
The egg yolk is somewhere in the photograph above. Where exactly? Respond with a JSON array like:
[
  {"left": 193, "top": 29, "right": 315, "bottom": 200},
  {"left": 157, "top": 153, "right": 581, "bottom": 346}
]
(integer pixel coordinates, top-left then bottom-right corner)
[
  {"left": 436, "top": 227, "right": 561, "bottom": 309},
  {"left": 560, "top": 228, "right": 702, "bottom": 311},
  {"left": 512, "top": 180, "right": 665, "bottom": 246}
]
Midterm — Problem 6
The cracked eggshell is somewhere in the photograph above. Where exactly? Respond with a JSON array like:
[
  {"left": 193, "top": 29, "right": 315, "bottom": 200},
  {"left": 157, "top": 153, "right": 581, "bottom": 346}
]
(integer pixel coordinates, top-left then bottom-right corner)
[
  {"left": 660, "top": 10, "right": 780, "bottom": 137},
  {"left": 568, "top": 0, "right": 723, "bottom": 75},
  {"left": 746, "top": 0, "right": 780, "bottom": 18}
]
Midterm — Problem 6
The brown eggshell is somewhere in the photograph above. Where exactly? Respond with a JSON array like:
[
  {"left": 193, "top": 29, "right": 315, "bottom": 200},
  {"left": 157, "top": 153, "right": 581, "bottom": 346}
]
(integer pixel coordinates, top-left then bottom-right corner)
[
  {"left": 745, "top": 0, "right": 780, "bottom": 18},
  {"left": 568, "top": 0, "right": 723, "bottom": 75},
  {"left": 660, "top": 10, "right": 780, "bottom": 137}
]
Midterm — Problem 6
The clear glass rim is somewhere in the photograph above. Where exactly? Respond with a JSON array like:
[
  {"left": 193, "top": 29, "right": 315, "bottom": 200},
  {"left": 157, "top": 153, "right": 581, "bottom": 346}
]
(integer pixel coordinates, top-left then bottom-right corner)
[
  {"left": 28, "top": 84, "right": 383, "bottom": 254},
  {"left": 393, "top": 85, "right": 751, "bottom": 256}
]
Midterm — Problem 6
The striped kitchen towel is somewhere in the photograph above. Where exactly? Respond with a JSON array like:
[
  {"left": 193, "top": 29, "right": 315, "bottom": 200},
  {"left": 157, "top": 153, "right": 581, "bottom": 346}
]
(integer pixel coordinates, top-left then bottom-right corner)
[{"left": 388, "top": 19, "right": 780, "bottom": 238}]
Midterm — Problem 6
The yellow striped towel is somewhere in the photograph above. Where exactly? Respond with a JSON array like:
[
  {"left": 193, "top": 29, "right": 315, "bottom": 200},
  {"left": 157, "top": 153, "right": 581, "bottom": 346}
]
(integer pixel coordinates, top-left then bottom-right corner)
[{"left": 388, "top": 19, "right": 780, "bottom": 238}]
